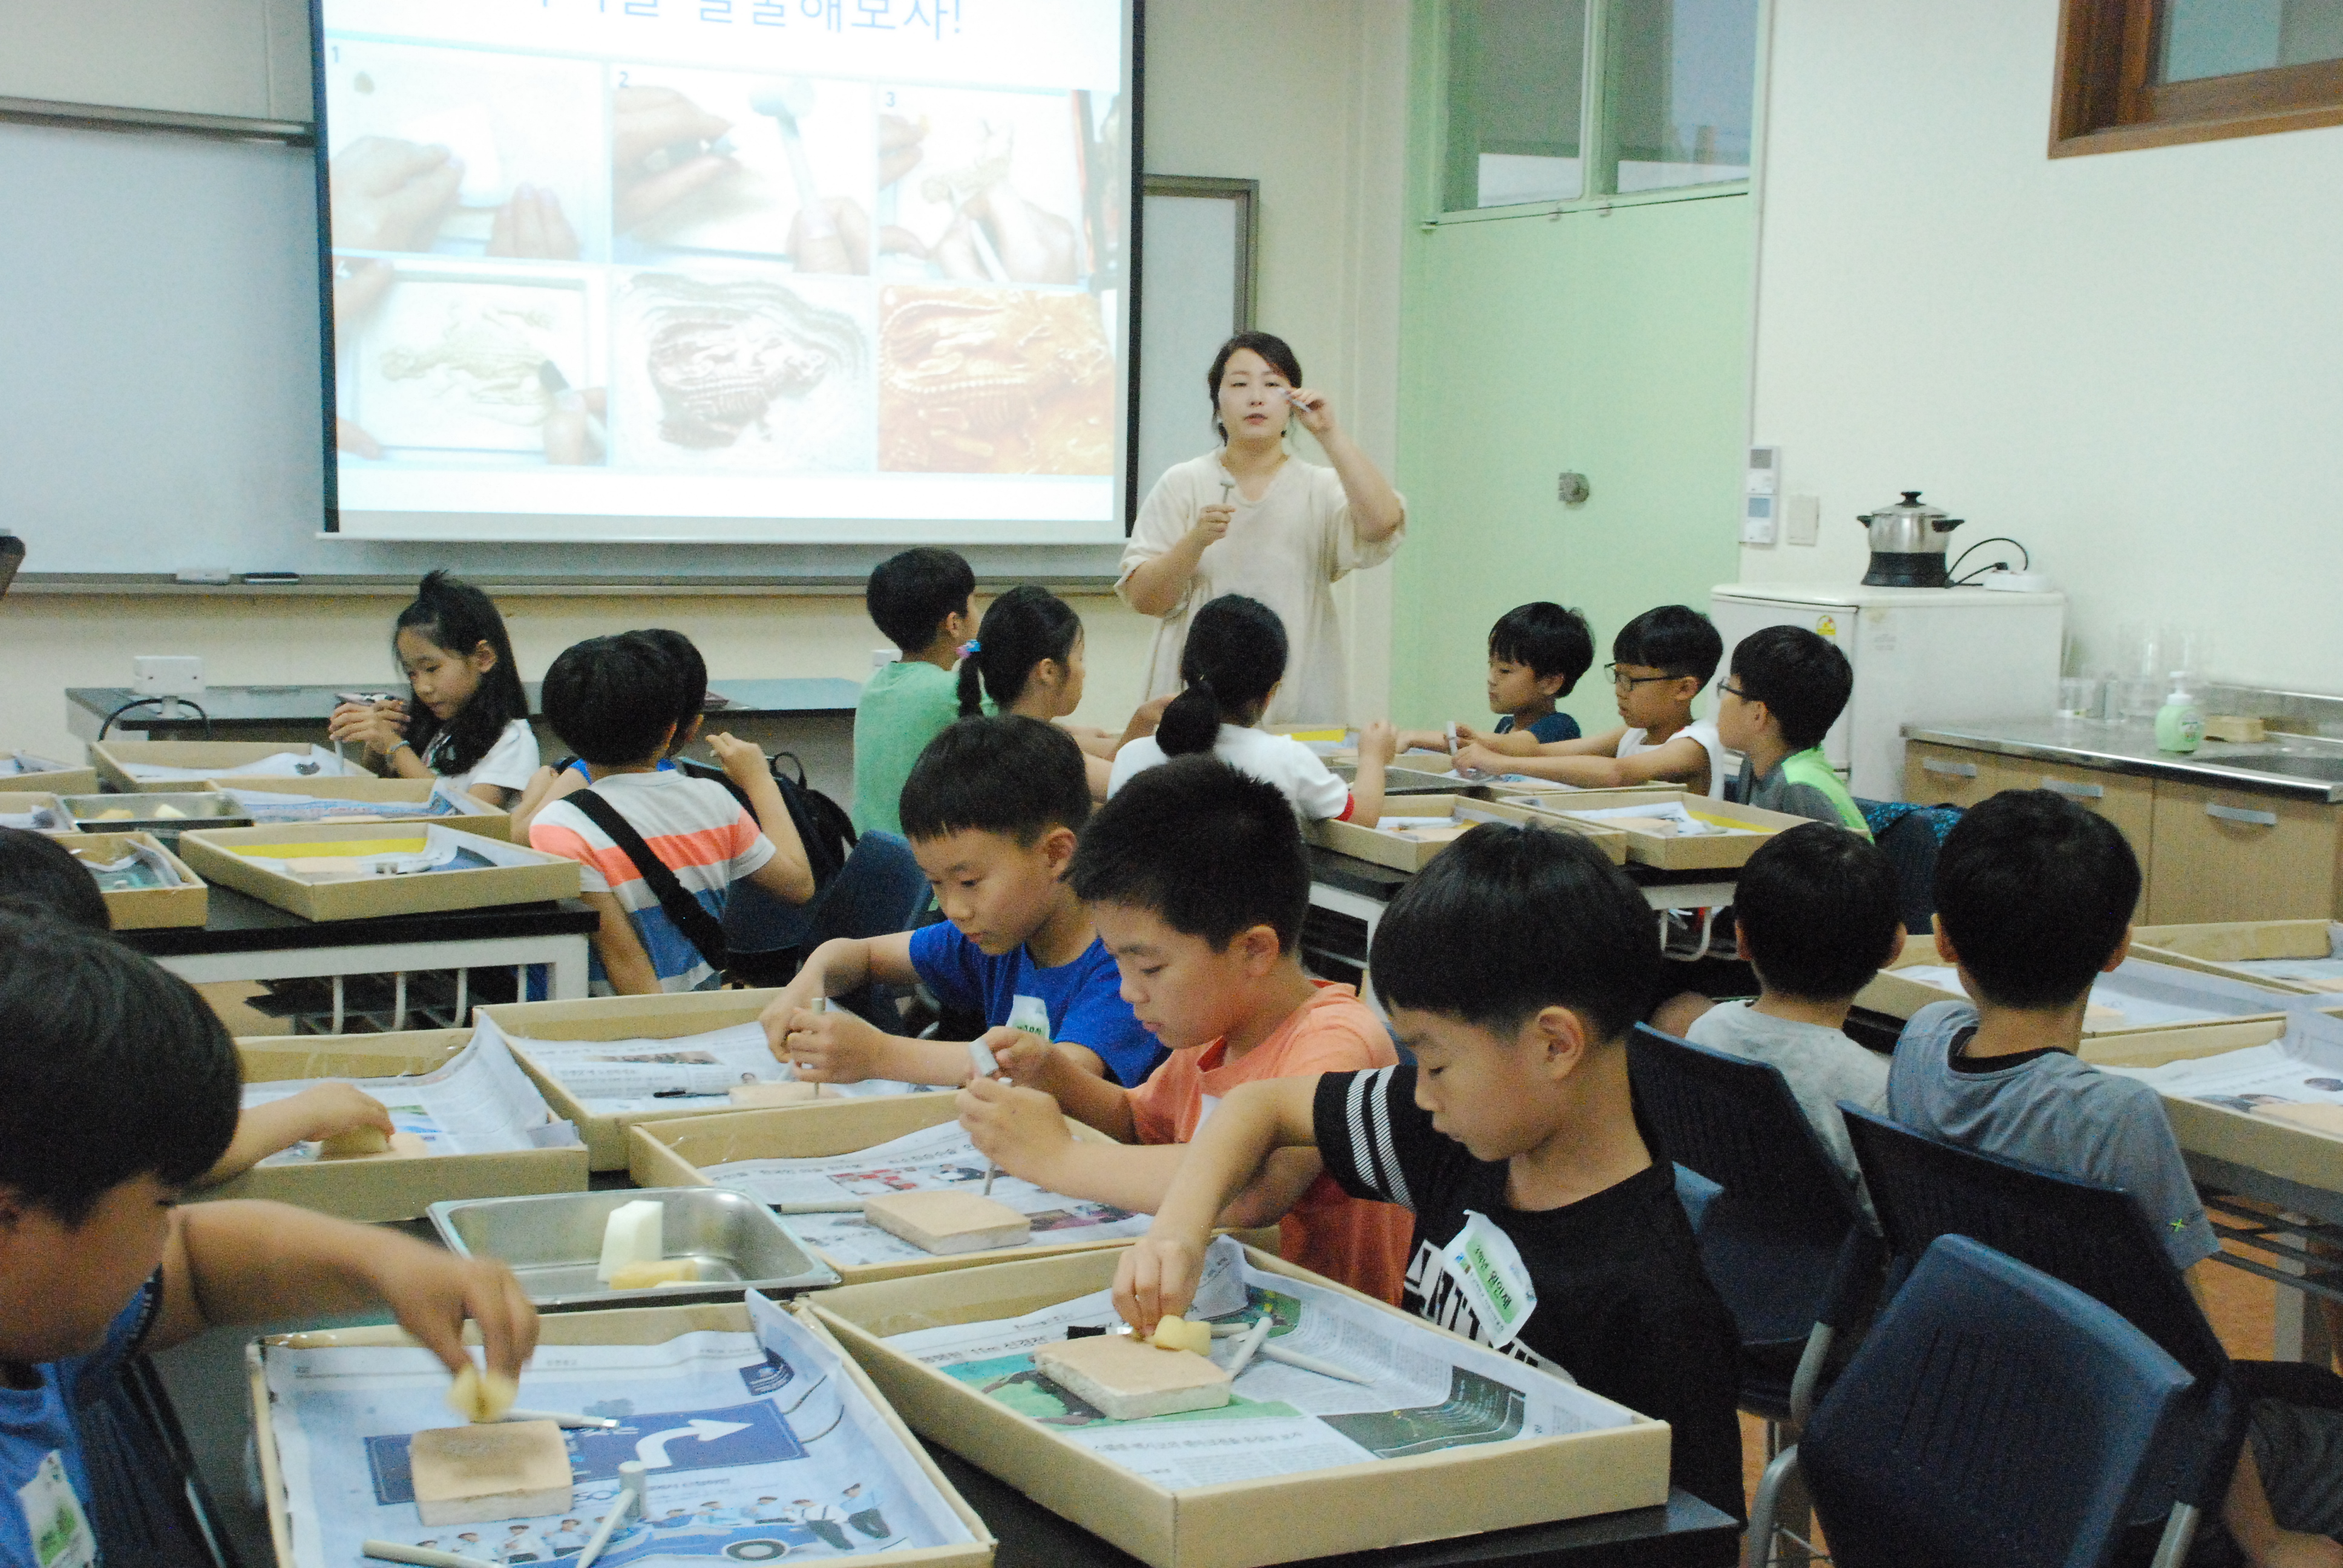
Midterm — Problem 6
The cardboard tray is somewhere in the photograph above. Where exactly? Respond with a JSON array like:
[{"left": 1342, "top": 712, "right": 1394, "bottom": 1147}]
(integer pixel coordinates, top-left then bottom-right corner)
[
  {"left": 248, "top": 1299, "right": 996, "bottom": 1568},
  {"left": 810, "top": 1245, "right": 1672, "bottom": 1568},
  {"left": 52, "top": 830, "right": 208, "bottom": 928},
  {"left": 630, "top": 1097, "right": 1280, "bottom": 1286},
  {"left": 89, "top": 739, "right": 370, "bottom": 792},
  {"left": 482, "top": 990, "right": 799, "bottom": 1171},
  {"left": 0, "top": 756, "right": 96, "bottom": 795},
  {"left": 175, "top": 820, "right": 576, "bottom": 921},
  {"left": 1512, "top": 786, "right": 1810, "bottom": 871},
  {"left": 1855, "top": 935, "right": 2300, "bottom": 1039},
  {"left": 218, "top": 774, "right": 514, "bottom": 841},
  {"left": 2132, "top": 921, "right": 2343, "bottom": 996},
  {"left": 194, "top": 1031, "right": 588, "bottom": 1221},
  {"left": 1308, "top": 794, "right": 1627, "bottom": 872},
  {"left": 2085, "top": 1013, "right": 2343, "bottom": 1196}
]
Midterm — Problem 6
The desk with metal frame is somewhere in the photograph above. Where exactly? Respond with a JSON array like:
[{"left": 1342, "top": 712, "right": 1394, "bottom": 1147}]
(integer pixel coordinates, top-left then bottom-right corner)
[
  {"left": 118, "top": 883, "right": 598, "bottom": 1030},
  {"left": 2186, "top": 1151, "right": 2343, "bottom": 1365}
]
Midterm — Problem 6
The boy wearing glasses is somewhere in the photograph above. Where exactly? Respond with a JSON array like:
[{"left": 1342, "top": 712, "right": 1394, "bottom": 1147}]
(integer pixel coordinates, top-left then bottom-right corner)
[
  {"left": 1715, "top": 625, "right": 1869, "bottom": 834},
  {"left": 1453, "top": 605, "right": 1725, "bottom": 796}
]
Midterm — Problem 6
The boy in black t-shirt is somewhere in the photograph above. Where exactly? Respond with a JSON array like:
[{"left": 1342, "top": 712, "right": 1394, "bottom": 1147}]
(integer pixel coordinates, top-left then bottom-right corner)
[{"left": 1114, "top": 825, "right": 1745, "bottom": 1521}]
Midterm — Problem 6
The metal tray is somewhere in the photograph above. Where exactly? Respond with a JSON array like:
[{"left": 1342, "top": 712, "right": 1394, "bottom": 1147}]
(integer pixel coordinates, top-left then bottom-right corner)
[
  {"left": 428, "top": 1187, "right": 839, "bottom": 1307},
  {"left": 62, "top": 792, "right": 253, "bottom": 834},
  {"left": 1329, "top": 764, "right": 1489, "bottom": 797}
]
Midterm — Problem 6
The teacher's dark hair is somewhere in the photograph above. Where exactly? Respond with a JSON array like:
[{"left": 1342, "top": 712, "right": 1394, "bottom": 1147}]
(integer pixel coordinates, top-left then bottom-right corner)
[
  {"left": 958, "top": 585, "right": 1083, "bottom": 717},
  {"left": 1157, "top": 595, "right": 1288, "bottom": 756},
  {"left": 1207, "top": 332, "right": 1305, "bottom": 442}
]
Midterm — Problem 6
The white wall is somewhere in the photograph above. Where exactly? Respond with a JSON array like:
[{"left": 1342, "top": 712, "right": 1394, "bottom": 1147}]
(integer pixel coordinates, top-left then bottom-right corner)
[
  {"left": 1742, "top": 0, "right": 2343, "bottom": 691},
  {"left": 0, "top": 1, "right": 1409, "bottom": 754},
  {"left": 0, "top": 0, "right": 310, "bottom": 122}
]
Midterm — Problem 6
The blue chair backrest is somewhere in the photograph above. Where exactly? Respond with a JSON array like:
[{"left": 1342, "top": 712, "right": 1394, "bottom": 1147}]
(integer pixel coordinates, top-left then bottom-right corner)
[
  {"left": 1839, "top": 1104, "right": 2228, "bottom": 1386},
  {"left": 1802, "top": 1234, "right": 2194, "bottom": 1568},
  {"left": 810, "top": 830, "right": 929, "bottom": 946},
  {"left": 1629, "top": 1024, "right": 1866, "bottom": 1244}
]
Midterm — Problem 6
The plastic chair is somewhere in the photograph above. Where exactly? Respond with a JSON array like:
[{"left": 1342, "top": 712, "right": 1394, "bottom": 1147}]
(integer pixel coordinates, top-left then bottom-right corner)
[
  {"left": 1858, "top": 797, "right": 1961, "bottom": 935},
  {"left": 1748, "top": 1233, "right": 2198, "bottom": 1568},
  {"left": 1840, "top": 1105, "right": 2240, "bottom": 1566},
  {"left": 724, "top": 829, "right": 929, "bottom": 991},
  {"left": 1628, "top": 1026, "right": 1883, "bottom": 1428}
]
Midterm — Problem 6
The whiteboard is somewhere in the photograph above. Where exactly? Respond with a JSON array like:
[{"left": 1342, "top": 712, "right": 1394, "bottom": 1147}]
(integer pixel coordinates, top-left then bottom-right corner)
[
  {"left": 1133, "top": 178, "right": 1256, "bottom": 515},
  {"left": 0, "top": 119, "right": 1129, "bottom": 583}
]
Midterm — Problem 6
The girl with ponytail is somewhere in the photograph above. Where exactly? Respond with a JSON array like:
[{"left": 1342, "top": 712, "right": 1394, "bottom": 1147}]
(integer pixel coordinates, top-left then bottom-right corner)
[
  {"left": 955, "top": 584, "right": 1127, "bottom": 797},
  {"left": 326, "top": 570, "right": 538, "bottom": 806},
  {"left": 1108, "top": 593, "right": 1396, "bottom": 823}
]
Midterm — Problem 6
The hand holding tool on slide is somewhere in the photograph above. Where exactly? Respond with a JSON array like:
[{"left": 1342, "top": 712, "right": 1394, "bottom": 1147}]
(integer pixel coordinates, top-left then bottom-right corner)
[
  {"left": 752, "top": 80, "right": 860, "bottom": 275},
  {"left": 612, "top": 86, "right": 736, "bottom": 232}
]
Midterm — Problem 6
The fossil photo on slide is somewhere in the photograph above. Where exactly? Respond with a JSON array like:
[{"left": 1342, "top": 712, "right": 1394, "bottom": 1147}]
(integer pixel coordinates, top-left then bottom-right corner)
[
  {"left": 613, "top": 272, "right": 874, "bottom": 470},
  {"left": 877, "top": 286, "right": 1113, "bottom": 474},
  {"left": 350, "top": 275, "right": 592, "bottom": 454}
]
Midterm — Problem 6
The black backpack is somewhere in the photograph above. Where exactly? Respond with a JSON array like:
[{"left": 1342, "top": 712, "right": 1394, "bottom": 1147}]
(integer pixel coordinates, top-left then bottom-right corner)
[{"left": 677, "top": 753, "right": 856, "bottom": 890}]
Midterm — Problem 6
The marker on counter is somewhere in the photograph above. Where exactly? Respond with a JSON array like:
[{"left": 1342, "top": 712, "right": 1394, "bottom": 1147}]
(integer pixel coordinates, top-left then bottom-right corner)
[{"left": 242, "top": 573, "right": 302, "bottom": 585}]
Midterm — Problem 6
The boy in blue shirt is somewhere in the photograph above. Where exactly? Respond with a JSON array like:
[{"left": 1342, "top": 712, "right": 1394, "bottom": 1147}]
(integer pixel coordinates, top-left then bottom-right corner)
[
  {"left": 1890, "top": 791, "right": 2343, "bottom": 1563},
  {"left": 763, "top": 715, "right": 1162, "bottom": 1089},
  {"left": 1400, "top": 601, "right": 1594, "bottom": 756},
  {"left": 852, "top": 547, "right": 975, "bottom": 838},
  {"left": 0, "top": 913, "right": 536, "bottom": 1568}
]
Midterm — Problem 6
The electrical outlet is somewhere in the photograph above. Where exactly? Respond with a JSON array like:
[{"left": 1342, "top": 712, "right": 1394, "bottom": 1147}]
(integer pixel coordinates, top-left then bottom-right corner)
[
  {"left": 1786, "top": 494, "right": 1821, "bottom": 546},
  {"left": 133, "top": 656, "right": 205, "bottom": 698}
]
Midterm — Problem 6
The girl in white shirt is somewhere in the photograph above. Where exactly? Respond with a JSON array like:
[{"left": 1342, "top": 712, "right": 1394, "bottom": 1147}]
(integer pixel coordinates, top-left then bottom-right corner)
[
  {"left": 1109, "top": 593, "right": 1397, "bottom": 823},
  {"left": 326, "top": 569, "right": 540, "bottom": 807}
]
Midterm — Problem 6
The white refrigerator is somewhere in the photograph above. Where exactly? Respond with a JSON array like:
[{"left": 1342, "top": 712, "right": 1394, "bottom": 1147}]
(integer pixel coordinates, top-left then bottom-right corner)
[{"left": 1708, "top": 583, "right": 2065, "bottom": 801}]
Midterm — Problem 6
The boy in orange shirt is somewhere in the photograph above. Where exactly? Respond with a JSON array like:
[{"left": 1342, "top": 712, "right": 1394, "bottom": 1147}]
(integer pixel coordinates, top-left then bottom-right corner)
[{"left": 958, "top": 756, "right": 1412, "bottom": 1302}]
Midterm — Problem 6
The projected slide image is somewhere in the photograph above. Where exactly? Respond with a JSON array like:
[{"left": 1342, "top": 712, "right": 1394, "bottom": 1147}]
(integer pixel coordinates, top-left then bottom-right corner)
[
  {"left": 877, "top": 88, "right": 1087, "bottom": 286},
  {"left": 878, "top": 286, "right": 1113, "bottom": 474},
  {"left": 612, "top": 270, "right": 873, "bottom": 472},
  {"left": 617, "top": 69, "right": 877, "bottom": 273},
  {"left": 324, "top": 40, "right": 603, "bottom": 260},
  {"left": 344, "top": 267, "right": 600, "bottom": 459}
]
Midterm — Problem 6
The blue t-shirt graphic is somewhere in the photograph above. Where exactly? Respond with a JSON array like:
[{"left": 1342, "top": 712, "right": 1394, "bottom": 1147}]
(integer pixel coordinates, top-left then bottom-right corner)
[
  {"left": 908, "top": 922, "right": 1164, "bottom": 1087},
  {"left": 2, "top": 1279, "right": 159, "bottom": 1568}
]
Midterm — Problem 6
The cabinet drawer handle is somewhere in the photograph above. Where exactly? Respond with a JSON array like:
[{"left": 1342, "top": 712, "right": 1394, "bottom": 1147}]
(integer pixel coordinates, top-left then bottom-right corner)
[
  {"left": 2042, "top": 778, "right": 2105, "bottom": 800},
  {"left": 1922, "top": 758, "right": 1978, "bottom": 779},
  {"left": 2205, "top": 802, "right": 2279, "bottom": 828}
]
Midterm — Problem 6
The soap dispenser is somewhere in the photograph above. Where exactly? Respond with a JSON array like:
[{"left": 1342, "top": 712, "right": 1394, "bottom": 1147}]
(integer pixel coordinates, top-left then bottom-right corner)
[{"left": 2155, "top": 673, "right": 2204, "bottom": 755}]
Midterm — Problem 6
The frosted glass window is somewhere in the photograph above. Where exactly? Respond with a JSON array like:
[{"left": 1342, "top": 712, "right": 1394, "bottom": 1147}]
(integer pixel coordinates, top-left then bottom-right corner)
[
  {"left": 2160, "top": 0, "right": 2343, "bottom": 82},
  {"left": 1444, "top": 0, "right": 1588, "bottom": 210},
  {"left": 1611, "top": 0, "right": 1760, "bottom": 192}
]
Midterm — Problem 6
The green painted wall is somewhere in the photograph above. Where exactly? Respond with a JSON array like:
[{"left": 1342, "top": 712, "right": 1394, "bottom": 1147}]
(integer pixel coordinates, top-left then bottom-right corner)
[{"left": 1391, "top": 9, "right": 1753, "bottom": 737}]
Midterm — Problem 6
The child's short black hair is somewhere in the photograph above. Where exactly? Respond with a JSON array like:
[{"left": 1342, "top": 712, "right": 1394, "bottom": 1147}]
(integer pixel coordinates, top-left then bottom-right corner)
[
  {"left": 629, "top": 628, "right": 707, "bottom": 740},
  {"left": 899, "top": 715, "right": 1090, "bottom": 844},
  {"left": 541, "top": 634, "right": 683, "bottom": 767},
  {"left": 1936, "top": 791, "right": 2139, "bottom": 1010},
  {"left": 1613, "top": 605, "right": 1723, "bottom": 685},
  {"left": 0, "top": 912, "right": 238, "bottom": 1223},
  {"left": 0, "top": 826, "right": 110, "bottom": 933},
  {"left": 1731, "top": 626, "right": 1853, "bottom": 750},
  {"left": 1069, "top": 757, "right": 1308, "bottom": 950},
  {"left": 1734, "top": 823, "right": 1902, "bottom": 1001},
  {"left": 866, "top": 547, "right": 975, "bottom": 653},
  {"left": 1489, "top": 603, "right": 1595, "bottom": 694},
  {"left": 1372, "top": 824, "right": 1659, "bottom": 1041}
]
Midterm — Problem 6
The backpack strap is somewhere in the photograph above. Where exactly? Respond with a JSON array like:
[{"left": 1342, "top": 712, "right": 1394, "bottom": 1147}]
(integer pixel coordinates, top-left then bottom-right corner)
[{"left": 566, "top": 787, "right": 730, "bottom": 975}]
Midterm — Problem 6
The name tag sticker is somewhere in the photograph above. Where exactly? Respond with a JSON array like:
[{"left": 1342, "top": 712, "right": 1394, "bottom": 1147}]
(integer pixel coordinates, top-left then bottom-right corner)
[
  {"left": 19, "top": 1449, "right": 96, "bottom": 1568},
  {"left": 1439, "top": 1210, "right": 1537, "bottom": 1350}
]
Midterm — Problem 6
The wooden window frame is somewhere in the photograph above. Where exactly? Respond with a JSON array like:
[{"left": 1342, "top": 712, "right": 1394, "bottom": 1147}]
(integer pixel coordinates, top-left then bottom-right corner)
[{"left": 2053, "top": 0, "right": 2343, "bottom": 157}]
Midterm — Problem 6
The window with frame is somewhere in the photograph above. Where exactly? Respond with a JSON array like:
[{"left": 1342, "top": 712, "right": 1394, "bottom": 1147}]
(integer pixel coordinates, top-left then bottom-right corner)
[
  {"left": 2054, "top": 0, "right": 2343, "bottom": 156},
  {"left": 1441, "top": 0, "right": 1760, "bottom": 215}
]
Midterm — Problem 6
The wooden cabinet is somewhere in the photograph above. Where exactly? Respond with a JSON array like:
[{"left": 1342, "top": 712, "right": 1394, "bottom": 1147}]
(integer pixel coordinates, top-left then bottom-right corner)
[
  {"left": 2000, "top": 759, "right": 2157, "bottom": 915},
  {"left": 2146, "top": 782, "right": 2343, "bottom": 925},
  {"left": 1904, "top": 744, "right": 2007, "bottom": 809}
]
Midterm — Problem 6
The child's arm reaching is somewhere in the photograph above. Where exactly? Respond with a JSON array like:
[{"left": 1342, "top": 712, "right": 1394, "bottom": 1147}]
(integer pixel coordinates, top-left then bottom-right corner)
[
  {"left": 706, "top": 733, "right": 818, "bottom": 904},
  {"left": 760, "top": 935, "right": 995, "bottom": 1086},
  {"left": 958, "top": 1077, "right": 1326, "bottom": 1226},
  {"left": 1113, "top": 1075, "right": 1325, "bottom": 1333},
  {"left": 152, "top": 1200, "right": 538, "bottom": 1382},
  {"left": 201, "top": 1084, "right": 394, "bottom": 1185},
  {"left": 994, "top": 1036, "right": 1136, "bottom": 1141},
  {"left": 1346, "top": 720, "right": 1397, "bottom": 827},
  {"left": 1457, "top": 723, "right": 1617, "bottom": 760}
]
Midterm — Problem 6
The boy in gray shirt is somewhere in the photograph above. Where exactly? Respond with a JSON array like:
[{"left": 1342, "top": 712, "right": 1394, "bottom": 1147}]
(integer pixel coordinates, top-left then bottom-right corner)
[
  {"left": 1685, "top": 823, "right": 1898, "bottom": 1211},
  {"left": 1889, "top": 790, "right": 2342, "bottom": 1563}
]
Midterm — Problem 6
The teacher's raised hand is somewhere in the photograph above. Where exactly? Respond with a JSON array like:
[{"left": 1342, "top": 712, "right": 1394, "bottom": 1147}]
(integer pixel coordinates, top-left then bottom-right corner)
[{"left": 1285, "top": 386, "right": 1333, "bottom": 438}]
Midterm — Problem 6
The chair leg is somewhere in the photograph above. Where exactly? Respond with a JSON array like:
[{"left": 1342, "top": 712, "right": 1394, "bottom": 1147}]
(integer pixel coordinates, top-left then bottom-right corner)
[
  {"left": 2147, "top": 1501, "right": 2200, "bottom": 1568},
  {"left": 1789, "top": 1324, "right": 1835, "bottom": 1429},
  {"left": 1745, "top": 1441, "right": 1812, "bottom": 1568}
]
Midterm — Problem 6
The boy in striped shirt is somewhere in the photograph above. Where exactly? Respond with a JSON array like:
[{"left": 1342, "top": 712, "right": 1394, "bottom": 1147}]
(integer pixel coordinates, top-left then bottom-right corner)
[{"left": 530, "top": 635, "right": 814, "bottom": 993}]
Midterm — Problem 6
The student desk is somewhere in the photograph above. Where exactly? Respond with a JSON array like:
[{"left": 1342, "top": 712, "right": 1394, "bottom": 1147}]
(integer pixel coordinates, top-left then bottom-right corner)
[
  {"left": 67, "top": 676, "right": 863, "bottom": 802},
  {"left": 1305, "top": 846, "right": 1740, "bottom": 987},
  {"left": 152, "top": 1285, "right": 1742, "bottom": 1568},
  {"left": 117, "top": 883, "right": 598, "bottom": 1027},
  {"left": 2185, "top": 1151, "right": 2343, "bottom": 1367}
]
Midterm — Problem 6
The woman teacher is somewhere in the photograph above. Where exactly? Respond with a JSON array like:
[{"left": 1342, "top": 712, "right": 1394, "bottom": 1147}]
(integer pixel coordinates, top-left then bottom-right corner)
[{"left": 1119, "top": 332, "right": 1405, "bottom": 726}]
